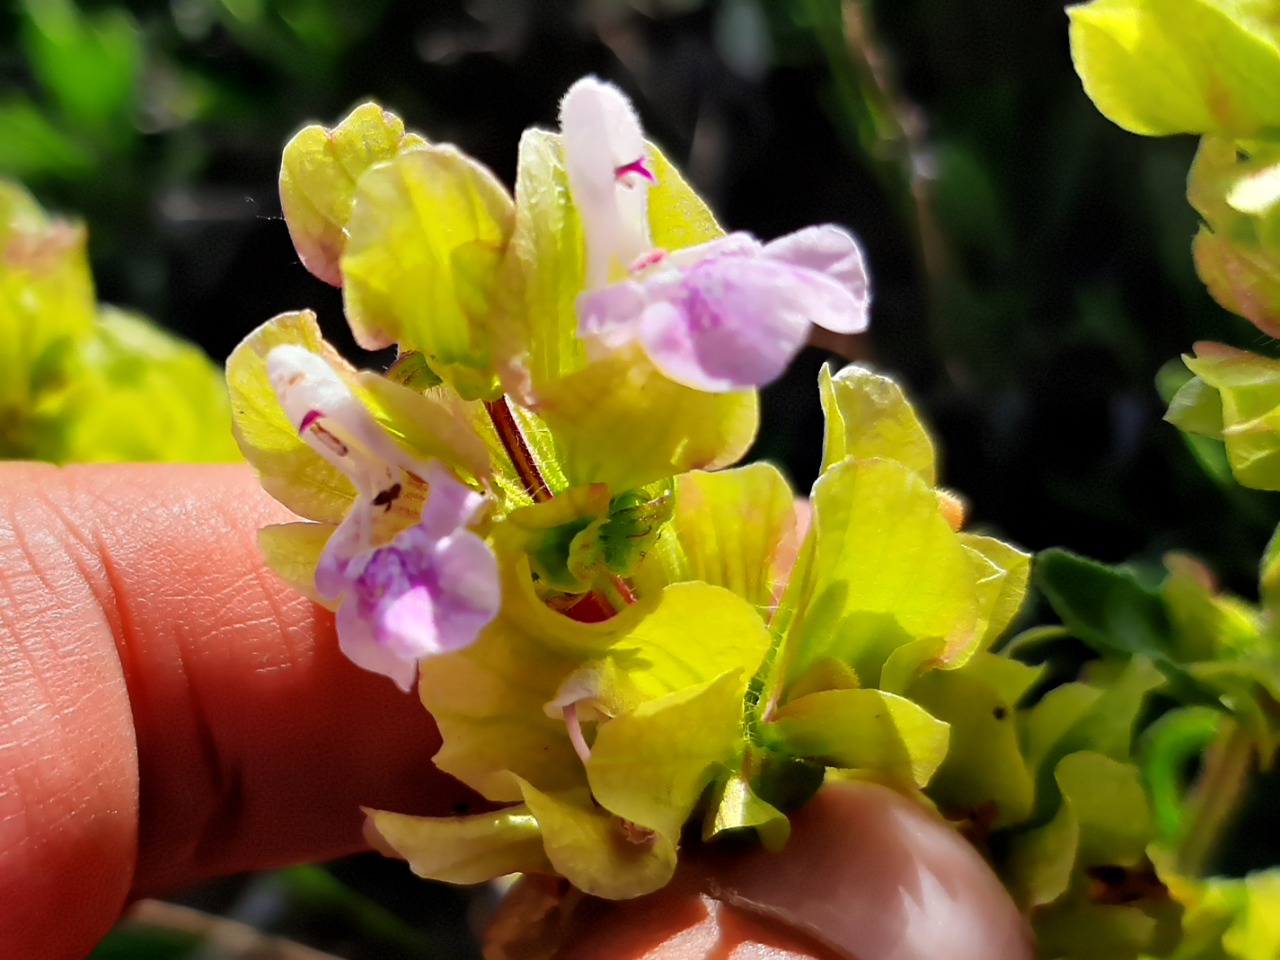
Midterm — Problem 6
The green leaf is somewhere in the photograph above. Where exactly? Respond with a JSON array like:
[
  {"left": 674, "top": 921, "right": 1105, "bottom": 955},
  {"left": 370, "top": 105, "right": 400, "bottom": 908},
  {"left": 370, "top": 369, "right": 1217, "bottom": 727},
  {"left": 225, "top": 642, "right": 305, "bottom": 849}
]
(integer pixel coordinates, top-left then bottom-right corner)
[
  {"left": 226, "top": 311, "right": 357, "bottom": 523},
  {"left": 647, "top": 145, "right": 723, "bottom": 251},
  {"left": 341, "top": 145, "right": 513, "bottom": 400},
  {"left": 1021, "top": 658, "right": 1164, "bottom": 822},
  {"left": 1217, "top": 871, "right": 1280, "bottom": 960},
  {"left": 606, "top": 583, "right": 773, "bottom": 706},
  {"left": 778, "top": 457, "right": 982, "bottom": 693},
  {"left": 518, "top": 780, "right": 677, "bottom": 900},
  {"left": 1166, "top": 374, "right": 1226, "bottom": 439},
  {"left": 768, "top": 688, "right": 950, "bottom": 787},
  {"left": 1034, "top": 902, "right": 1162, "bottom": 959},
  {"left": 1068, "top": 0, "right": 1280, "bottom": 137},
  {"left": 533, "top": 345, "right": 759, "bottom": 492},
  {"left": 1163, "top": 553, "right": 1259, "bottom": 664},
  {"left": 662, "top": 462, "right": 798, "bottom": 609},
  {"left": 1006, "top": 752, "right": 1153, "bottom": 907},
  {"left": 421, "top": 550, "right": 656, "bottom": 800},
  {"left": 419, "top": 607, "right": 587, "bottom": 803},
  {"left": 586, "top": 671, "right": 745, "bottom": 843},
  {"left": 21, "top": 0, "right": 141, "bottom": 132},
  {"left": 818, "top": 362, "right": 936, "bottom": 481},
  {"left": 1059, "top": 751, "right": 1154, "bottom": 867},
  {"left": 59, "top": 308, "right": 240, "bottom": 462},
  {"left": 356, "top": 371, "right": 492, "bottom": 484},
  {"left": 1139, "top": 706, "right": 1222, "bottom": 843},
  {"left": 701, "top": 772, "right": 790, "bottom": 851},
  {"left": 567, "top": 485, "right": 675, "bottom": 586},
  {"left": 279, "top": 102, "right": 427, "bottom": 285},
  {"left": 1035, "top": 547, "right": 1174, "bottom": 660},
  {"left": 364, "top": 805, "right": 552, "bottom": 885},
  {"left": 1184, "top": 342, "right": 1280, "bottom": 490},
  {"left": 909, "top": 654, "right": 1040, "bottom": 827},
  {"left": 1260, "top": 521, "right": 1280, "bottom": 612},
  {"left": 505, "top": 484, "right": 612, "bottom": 592},
  {"left": 0, "top": 98, "right": 92, "bottom": 178},
  {"left": 489, "top": 128, "right": 587, "bottom": 393}
]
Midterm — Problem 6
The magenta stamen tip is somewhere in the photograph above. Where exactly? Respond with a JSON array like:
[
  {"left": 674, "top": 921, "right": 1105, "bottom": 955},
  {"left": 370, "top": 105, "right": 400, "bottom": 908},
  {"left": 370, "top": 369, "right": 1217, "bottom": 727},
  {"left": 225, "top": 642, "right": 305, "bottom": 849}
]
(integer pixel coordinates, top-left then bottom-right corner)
[
  {"left": 615, "top": 158, "right": 656, "bottom": 184},
  {"left": 299, "top": 409, "right": 322, "bottom": 434}
]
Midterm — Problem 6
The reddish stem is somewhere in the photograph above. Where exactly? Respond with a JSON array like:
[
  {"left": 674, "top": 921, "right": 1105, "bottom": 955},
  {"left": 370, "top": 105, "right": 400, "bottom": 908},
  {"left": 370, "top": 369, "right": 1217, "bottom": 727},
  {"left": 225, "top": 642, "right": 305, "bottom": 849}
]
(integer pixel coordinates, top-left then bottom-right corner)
[
  {"left": 485, "top": 397, "right": 640, "bottom": 616},
  {"left": 484, "top": 397, "right": 553, "bottom": 503}
]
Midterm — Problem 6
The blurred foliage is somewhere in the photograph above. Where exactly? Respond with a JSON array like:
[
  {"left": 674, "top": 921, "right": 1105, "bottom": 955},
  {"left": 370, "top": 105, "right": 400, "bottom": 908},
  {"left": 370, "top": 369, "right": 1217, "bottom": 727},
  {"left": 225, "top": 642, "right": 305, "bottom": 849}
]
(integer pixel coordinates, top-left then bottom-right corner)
[
  {"left": 7, "top": 0, "right": 1280, "bottom": 955},
  {"left": 0, "top": 177, "right": 236, "bottom": 461}
]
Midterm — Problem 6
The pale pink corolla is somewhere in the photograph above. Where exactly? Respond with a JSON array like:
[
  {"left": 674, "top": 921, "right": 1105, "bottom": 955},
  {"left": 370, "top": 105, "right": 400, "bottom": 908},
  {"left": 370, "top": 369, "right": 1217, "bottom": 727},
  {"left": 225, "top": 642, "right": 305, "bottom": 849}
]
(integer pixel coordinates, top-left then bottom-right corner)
[
  {"left": 267, "top": 345, "right": 499, "bottom": 691},
  {"left": 559, "top": 75, "right": 656, "bottom": 289},
  {"left": 558, "top": 76, "right": 870, "bottom": 393},
  {"left": 576, "top": 226, "right": 870, "bottom": 392}
]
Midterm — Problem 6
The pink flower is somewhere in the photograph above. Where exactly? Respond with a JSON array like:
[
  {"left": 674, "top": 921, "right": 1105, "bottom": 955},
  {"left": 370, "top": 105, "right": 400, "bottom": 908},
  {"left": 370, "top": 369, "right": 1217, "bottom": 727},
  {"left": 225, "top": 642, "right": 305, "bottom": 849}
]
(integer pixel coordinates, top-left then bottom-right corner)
[
  {"left": 267, "top": 345, "right": 499, "bottom": 690},
  {"left": 318, "top": 462, "right": 499, "bottom": 692},
  {"left": 576, "top": 226, "right": 870, "bottom": 392},
  {"left": 558, "top": 76, "right": 870, "bottom": 393}
]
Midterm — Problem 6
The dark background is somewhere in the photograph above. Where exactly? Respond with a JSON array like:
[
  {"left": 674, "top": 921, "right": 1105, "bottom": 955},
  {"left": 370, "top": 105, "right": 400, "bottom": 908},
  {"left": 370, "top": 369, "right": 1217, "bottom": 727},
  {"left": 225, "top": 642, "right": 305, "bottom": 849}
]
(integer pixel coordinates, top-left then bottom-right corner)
[{"left": 5, "top": 0, "right": 1276, "bottom": 955}]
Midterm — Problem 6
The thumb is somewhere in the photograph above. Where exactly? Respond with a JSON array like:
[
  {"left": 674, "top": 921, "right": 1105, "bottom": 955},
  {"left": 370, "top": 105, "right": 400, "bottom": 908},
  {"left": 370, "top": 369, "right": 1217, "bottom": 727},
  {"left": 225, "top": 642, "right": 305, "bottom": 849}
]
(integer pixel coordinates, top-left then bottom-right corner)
[{"left": 492, "top": 782, "right": 1032, "bottom": 960}]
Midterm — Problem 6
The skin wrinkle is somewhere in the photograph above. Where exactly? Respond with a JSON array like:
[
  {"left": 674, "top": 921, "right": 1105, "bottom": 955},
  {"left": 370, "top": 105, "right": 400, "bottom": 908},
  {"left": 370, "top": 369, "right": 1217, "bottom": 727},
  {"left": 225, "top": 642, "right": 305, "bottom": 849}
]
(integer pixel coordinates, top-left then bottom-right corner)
[
  {"left": 1, "top": 463, "right": 478, "bottom": 959},
  {"left": 0, "top": 465, "right": 140, "bottom": 958}
]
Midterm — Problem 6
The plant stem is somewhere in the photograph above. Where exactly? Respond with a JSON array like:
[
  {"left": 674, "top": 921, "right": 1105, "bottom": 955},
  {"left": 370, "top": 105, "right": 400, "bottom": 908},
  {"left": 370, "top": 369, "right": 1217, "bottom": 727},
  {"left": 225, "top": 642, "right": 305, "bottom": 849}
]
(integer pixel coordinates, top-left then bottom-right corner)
[
  {"left": 1177, "top": 719, "right": 1254, "bottom": 877},
  {"left": 485, "top": 396, "right": 553, "bottom": 503},
  {"left": 485, "top": 396, "right": 637, "bottom": 616}
]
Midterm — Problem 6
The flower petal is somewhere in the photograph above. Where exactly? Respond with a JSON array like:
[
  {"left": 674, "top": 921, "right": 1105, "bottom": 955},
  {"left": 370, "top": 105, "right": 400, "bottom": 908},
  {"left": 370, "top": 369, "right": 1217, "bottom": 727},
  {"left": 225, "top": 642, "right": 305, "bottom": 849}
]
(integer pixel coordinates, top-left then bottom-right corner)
[
  {"left": 639, "top": 258, "right": 815, "bottom": 391},
  {"left": 265, "top": 344, "right": 426, "bottom": 496},
  {"left": 336, "top": 594, "right": 418, "bottom": 692},
  {"left": 559, "top": 76, "right": 652, "bottom": 287},
  {"left": 377, "top": 584, "right": 443, "bottom": 659},
  {"left": 764, "top": 225, "right": 871, "bottom": 334},
  {"left": 575, "top": 279, "right": 648, "bottom": 348},
  {"left": 431, "top": 531, "right": 502, "bottom": 650},
  {"left": 314, "top": 505, "right": 373, "bottom": 599},
  {"left": 418, "top": 461, "right": 486, "bottom": 541}
]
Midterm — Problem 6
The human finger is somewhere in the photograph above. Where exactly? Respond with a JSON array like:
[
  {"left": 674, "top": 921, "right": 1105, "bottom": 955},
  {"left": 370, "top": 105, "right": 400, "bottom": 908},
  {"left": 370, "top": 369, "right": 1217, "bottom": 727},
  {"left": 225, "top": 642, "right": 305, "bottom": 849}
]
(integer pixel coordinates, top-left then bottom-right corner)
[{"left": 0, "top": 462, "right": 475, "bottom": 959}]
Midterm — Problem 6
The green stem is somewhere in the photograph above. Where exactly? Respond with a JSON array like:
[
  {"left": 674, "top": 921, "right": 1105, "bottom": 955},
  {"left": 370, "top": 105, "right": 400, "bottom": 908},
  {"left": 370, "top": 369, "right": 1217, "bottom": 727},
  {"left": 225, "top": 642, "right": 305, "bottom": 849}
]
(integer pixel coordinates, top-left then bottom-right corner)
[
  {"left": 1177, "top": 720, "right": 1255, "bottom": 877},
  {"left": 485, "top": 396, "right": 553, "bottom": 503}
]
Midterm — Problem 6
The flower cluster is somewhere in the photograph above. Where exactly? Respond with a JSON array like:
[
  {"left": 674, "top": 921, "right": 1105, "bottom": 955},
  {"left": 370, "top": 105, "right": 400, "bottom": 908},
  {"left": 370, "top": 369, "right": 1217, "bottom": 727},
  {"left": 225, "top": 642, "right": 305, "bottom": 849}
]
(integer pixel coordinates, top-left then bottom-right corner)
[{"left": 232, "top": 75, "right": 1029, "bottom": 925}]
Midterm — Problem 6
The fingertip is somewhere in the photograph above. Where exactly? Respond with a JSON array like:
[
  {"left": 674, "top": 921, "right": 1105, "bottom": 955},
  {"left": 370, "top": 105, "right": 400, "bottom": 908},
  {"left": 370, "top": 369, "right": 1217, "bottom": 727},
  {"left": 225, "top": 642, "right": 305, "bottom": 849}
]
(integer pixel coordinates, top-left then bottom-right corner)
[
  {"left": 500, "top": 782, "right": 1032, "bottom": 960},
  {"left": 696, "top": 782, "right": 1033, "bottom": 960}
]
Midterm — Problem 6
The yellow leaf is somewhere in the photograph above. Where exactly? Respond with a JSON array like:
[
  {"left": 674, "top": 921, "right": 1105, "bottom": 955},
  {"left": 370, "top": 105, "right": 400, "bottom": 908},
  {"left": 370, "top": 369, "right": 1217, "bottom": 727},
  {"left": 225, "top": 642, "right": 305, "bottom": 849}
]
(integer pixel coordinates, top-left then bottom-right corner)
[{"left": 279, "top": 102, "right": 427, "bottom": 285}]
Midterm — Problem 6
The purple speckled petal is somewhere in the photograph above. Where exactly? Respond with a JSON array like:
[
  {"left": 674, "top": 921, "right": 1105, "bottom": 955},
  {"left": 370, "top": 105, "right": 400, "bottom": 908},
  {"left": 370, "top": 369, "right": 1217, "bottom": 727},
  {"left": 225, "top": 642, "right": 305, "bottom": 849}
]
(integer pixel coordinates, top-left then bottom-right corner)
[
  {"left": 639, "top": 258, "right": 817, "bottom": 392},
  {"left": 764, "top": 225, "right": 870, "bottom": 333},
  {"left": 375, "top": 585, "right": 442, "bottom": 659},
  {"left": 337, "top": 596, "right": 418, "bottom": 692},
  {"left": 319, "top": 462, "right": 498, "bottom": 689}
]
